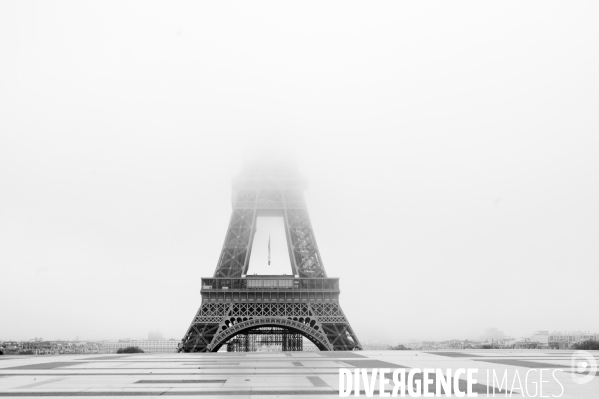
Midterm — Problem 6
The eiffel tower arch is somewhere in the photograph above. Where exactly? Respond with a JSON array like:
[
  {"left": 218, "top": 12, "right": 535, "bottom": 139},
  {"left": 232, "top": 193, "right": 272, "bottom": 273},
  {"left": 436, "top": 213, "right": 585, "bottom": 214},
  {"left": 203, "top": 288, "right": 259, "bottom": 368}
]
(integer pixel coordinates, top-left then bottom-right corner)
[{"left": 179, "top": 161, "right": 362, "bottom": 352}]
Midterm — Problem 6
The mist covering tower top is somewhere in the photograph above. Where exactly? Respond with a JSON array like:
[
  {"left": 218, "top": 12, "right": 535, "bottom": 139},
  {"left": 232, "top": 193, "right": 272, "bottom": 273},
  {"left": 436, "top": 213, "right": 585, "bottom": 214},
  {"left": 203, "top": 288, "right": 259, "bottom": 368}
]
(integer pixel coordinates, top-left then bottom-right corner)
[
  {"left": 214, "top": 157, "right": 325, "bottom": 279},
  {"left": 232, "top": 158, "right": 308, "bottom": 194}
]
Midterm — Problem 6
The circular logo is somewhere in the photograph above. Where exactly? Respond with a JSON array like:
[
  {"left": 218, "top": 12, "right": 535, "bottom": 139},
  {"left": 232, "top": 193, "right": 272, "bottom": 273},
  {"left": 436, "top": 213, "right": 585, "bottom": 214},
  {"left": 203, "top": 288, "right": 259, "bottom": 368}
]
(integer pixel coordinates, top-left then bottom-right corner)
[{"left": 571, "top": 350, "right": 597, "bottom": 385}]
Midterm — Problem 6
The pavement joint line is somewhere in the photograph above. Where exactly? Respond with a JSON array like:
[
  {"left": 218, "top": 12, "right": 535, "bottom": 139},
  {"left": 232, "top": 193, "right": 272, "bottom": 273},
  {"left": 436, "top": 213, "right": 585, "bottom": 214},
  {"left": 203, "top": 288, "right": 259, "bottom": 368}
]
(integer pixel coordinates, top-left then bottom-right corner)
[
  {"left": 0, "top": 351, "right": 590, "bottom": 397},
  {"left": 0, "top": 390, "right": 340, "bottom": 396},
  {"left": 12, "top": 377, "right": 68, "bottom": 390},
  {"left": 0, "top": 372, "right": 344, "bottom": 376},
  {"left": 135, "top": 380, "right": 227, "bottom": 384},
  {"left": 3, "top": 367, "right": 354, "bottom": 370}
]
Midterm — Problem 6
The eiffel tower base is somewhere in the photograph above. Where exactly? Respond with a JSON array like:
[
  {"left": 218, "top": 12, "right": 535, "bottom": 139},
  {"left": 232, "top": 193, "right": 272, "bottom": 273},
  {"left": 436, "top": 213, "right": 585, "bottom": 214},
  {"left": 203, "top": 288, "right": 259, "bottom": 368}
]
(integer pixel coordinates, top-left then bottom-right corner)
[
  {"left": 179, "top": 161, "right": 362, "bottom": 352},
  {"left": 180, "top": 302, "right": 361, "bottom": 352}
]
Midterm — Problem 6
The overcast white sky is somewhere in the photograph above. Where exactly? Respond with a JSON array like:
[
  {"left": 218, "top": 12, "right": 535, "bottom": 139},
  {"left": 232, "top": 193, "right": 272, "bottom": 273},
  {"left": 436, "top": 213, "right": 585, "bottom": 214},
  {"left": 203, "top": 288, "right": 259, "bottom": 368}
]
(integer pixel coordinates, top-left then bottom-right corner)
[{"left": 1, "top": 1, "right": 598, "bottom": 344}]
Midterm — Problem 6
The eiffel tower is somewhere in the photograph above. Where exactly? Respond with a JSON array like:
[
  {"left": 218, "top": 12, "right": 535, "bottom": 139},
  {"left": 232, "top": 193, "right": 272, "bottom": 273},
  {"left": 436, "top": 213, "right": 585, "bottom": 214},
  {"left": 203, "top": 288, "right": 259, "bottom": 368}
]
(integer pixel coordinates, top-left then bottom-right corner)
[{"left": 179, "top": 160, "right": 362, "bottom": 352}]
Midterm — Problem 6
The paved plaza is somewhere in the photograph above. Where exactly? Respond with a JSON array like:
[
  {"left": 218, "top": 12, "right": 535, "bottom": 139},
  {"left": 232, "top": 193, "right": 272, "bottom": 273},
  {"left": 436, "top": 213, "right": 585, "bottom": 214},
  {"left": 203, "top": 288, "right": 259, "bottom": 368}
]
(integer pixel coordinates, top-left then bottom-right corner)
[{"left": 0, "top": 350, "right": 597, "bottom": 398}]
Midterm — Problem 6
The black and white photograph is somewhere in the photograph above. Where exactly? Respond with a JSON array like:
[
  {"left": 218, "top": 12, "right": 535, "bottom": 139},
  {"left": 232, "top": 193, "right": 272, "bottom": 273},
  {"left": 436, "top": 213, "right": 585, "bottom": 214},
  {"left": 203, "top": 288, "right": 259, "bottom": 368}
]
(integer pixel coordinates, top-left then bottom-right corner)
[{"left": 1, "top": 1, "right": 598, "bottom": 398}]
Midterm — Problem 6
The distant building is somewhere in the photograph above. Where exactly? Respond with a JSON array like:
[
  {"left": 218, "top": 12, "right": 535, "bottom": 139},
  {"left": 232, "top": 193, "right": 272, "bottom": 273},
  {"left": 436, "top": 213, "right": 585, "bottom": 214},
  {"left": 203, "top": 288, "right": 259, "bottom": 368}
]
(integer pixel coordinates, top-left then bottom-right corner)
[
  {"left": 1, "top": 342, "right": 20, "bottom": 355},
  {"left": 99, "top": 341, "right": 132, "bottom": 353},
  {"left": 1, "top": 340, "right": 100, "bottom": 355},
  {"left": 131, "top": 339, "right": 179, "bottom": 353},
  {"left": 548, "top": 331, "right": 598, "bottom": 348},
  {"left": 513, "top": 341, "right": 539, "bottom": 349},
  {"left": 99, "top": 339, "right": 179, "bottom": 354},
  {"left": 21, "top": 340, "right": 55, "bottom": 354},
  {"left": 407, "top": 341, "right": 421, "bottom": 350},
  {"left": 481, "top": 328, "right": 504, "bottom": 341},
  {"left": 531, "top": 331, "right": 549, "bottom": 344},
  {"left": 362, "top": 344, "right": 392, "bottom": 350}
]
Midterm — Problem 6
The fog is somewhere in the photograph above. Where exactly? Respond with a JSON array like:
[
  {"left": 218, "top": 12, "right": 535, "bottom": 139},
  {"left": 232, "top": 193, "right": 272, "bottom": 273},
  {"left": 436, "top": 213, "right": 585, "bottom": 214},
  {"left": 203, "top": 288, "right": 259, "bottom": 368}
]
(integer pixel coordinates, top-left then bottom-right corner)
[
  {"left": 247, "top": 217, "right": 293, "bottom": 276},
  {"left": 1, "top": 1, "right": 598, "bottom": 344}
]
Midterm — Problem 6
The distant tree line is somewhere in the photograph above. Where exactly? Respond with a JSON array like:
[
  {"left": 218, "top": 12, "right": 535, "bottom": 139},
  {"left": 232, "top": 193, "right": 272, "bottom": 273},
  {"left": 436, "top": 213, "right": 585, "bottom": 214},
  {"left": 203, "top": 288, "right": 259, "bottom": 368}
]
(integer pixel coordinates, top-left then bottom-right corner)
[
  {"left": 390, "top": 344, "right": 410, "bottom": 350},
  {"left": 573, "top": 340, "right": 599, "bottom": 350},
  {"left": 117, "top": 346, "right": 144, "bottom": 354}
]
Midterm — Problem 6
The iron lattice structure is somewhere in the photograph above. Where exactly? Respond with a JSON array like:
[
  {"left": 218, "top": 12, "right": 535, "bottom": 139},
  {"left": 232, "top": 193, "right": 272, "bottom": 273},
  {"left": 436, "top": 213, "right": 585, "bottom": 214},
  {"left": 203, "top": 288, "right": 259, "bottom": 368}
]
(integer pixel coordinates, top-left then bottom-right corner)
[
  {"left": 226, "top": 327, "right": 303, "bottom": 352},
  {"left": 180, "top": 161, "right": 362, "bottom": 352}
]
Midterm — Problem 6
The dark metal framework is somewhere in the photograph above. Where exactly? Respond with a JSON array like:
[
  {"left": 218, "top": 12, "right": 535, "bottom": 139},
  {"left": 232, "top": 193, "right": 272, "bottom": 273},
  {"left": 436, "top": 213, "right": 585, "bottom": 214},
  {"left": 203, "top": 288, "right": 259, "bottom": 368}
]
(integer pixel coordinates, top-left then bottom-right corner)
[
  {"left": 226, "top": 327, "right": 303, "bottom": 352},
  {"left": 180, "top": 162, "right": 361, "bottom": 352}
]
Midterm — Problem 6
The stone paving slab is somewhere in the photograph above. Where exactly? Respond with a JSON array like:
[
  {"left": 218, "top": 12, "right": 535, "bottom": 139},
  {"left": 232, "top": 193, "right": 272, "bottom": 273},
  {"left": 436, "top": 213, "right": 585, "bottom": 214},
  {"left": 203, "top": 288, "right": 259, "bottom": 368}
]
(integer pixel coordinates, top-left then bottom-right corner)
[
  {"left": 0, "top": 350, "right": 598, "bottom": 397},
  {"left": 3, "top": 363, "right": 87, "bottom": 371}
]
